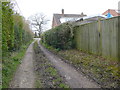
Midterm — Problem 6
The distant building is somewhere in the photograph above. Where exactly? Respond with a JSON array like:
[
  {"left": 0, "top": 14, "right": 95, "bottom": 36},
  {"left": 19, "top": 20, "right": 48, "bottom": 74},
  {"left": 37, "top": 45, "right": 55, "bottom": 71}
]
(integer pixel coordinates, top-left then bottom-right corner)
[
  {"left": 102, "top": 9, "right": 120, "bottom": 17},
  {"left": 52, "top": 9, "right": 87, "bottom": 28}
]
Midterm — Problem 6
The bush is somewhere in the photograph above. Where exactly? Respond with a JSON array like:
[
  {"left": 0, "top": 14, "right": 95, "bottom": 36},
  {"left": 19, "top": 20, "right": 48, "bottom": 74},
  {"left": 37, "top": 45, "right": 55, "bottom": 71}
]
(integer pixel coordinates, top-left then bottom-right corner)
[{"left": 41, "top": 23, "right": 74, "bottom": 50}]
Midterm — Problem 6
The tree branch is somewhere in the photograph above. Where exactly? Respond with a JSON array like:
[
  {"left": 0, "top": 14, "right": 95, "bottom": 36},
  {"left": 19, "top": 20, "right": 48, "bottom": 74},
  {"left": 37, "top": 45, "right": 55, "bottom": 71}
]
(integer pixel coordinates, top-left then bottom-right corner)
[{"left": 28, "top": 13, "right": 49, "bottom": 37}]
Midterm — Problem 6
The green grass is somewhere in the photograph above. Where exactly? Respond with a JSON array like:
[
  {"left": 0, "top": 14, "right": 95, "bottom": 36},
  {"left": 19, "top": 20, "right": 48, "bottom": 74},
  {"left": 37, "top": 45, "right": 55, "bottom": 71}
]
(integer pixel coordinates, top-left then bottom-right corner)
[
  {"left": 40, "top": 40, "right": 60, "bottom": 53},
  {"left": 53, "top": 77, "right": 61, "bottom": 83},
  {"left": 2, "top": 41, "right": 32, "bottom": 88},
  {"left": 41, "top": 42, "right": 120, "bottom": 88},
  {"left": 59, "top": 83, "right": 69, "bottom": 88},
  {"left": 58, "top": 50, "right": 120, "bottom": 88},
  {"left": 34, "top": 76, "right": 42, "bottom": 88},
  {"left": 45, "top": 67, "right": 57, "bottom": 76}
]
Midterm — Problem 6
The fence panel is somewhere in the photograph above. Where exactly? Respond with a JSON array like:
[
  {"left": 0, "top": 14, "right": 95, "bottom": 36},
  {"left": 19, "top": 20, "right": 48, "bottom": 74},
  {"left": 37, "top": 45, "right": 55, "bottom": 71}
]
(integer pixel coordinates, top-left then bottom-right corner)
[{"left": 74, "top": 16, "right": 119, "bottom": 60}]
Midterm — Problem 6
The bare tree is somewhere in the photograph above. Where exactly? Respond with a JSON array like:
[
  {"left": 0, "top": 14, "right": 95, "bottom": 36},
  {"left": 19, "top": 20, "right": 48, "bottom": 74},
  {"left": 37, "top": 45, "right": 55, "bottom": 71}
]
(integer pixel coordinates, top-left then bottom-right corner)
[{"left": 28, "top": 13, "right": 49, "bottom": 37}]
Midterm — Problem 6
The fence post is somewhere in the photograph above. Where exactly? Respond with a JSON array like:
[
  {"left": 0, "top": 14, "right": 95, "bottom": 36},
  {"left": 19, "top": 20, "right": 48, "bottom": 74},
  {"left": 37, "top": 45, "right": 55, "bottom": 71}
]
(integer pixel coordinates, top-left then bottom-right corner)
[
  {"left": 118, "top": 16, "right": 120, "bottom": 61},
  {"left": 98, "top": 17, "right": 102, "bottom": 55}
]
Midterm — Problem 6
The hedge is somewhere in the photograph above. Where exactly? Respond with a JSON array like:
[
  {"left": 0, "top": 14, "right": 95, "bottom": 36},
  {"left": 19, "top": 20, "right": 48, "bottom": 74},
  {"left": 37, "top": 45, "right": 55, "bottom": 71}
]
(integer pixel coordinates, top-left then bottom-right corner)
[{"left": 41, "top": 23, "right": 74, "bottom": 50}]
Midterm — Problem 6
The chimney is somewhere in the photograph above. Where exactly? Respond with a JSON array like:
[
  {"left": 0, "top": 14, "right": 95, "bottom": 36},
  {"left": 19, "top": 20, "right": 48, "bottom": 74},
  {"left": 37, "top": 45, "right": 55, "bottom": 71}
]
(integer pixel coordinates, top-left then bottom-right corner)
[
  {"left": 62, "top": 9, "right": 64, "bottom": 16},
  {"left": 81, "top": 12, "right": 84, "bottom": 16},
  {"left": 80, "top": 12, "right": 87, "bottom": 17}
]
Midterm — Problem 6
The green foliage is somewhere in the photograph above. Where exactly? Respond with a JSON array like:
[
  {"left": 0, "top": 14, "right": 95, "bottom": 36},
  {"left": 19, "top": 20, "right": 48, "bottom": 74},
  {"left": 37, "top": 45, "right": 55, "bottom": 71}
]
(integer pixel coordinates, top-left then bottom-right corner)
[
  {"left": 2, "top": 42, "right": 32, "bottom": 88},
  {"left": 13, "top": 14, "right": 33, "bottom": 50},
  {"left": 45, "top": 67, "right": 57, "bottom": 76},
  {"left": 41, "top": 23, "right": 74, "bottom": 50},
  {"left": 13, "top": 14, "right": 23, "bottom": 50},
  {"left": 59, "top": 83, "right": 69, "bottom": 88},
  {"left": 2, "top": 1, "right": 33, "bottom": 88},
  {"left": 2, "top": 2, "right": 14, "bottom": 54},
  {"left": 2, "top": 2, "right": 33, "bottom": 55},
  {"left": 40, "top": 40, "right": 60, "bottom": 53}
]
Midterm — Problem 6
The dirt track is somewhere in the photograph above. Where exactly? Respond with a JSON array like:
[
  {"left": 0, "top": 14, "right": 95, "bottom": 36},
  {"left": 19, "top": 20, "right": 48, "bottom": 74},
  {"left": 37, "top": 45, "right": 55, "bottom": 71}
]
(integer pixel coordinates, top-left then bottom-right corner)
[
  {"left": 9, "top": 39, "right": 100, "bottom": 88},
  {"left": 9, "top": 42, "right": 35, "bottom": 88},
  {"left": 37, "top": 39, "right": 100, "bottom": 88}
]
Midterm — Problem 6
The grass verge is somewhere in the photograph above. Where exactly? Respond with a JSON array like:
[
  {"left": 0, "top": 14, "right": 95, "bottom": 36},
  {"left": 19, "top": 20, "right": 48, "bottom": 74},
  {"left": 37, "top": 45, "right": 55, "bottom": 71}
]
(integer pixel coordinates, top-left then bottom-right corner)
[{"left": 2, "top": 40, "right": 33, "bottom": 88}]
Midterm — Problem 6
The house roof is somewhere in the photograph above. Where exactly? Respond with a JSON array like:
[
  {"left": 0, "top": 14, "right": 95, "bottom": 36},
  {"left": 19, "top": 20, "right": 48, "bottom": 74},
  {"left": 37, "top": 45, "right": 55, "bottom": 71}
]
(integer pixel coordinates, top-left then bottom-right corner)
[
  {"left": 102, "top": 9, "right": 120, "bottom": 16},
  {"left": 53, "top": 13, "right": 87, "bottom": 25},
  {"left": 73, "top": 16, "right": 106, "bottom": 26}
]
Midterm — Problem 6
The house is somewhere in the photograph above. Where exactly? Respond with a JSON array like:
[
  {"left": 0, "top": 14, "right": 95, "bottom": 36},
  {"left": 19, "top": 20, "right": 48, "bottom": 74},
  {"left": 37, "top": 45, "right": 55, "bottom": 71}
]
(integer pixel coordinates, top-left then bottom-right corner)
[
  {"left": 52, "top": 9, "right": 87, "bottom": 28},
  {"left": 102, "top": 9, "right": 120, "bottom": 17}
]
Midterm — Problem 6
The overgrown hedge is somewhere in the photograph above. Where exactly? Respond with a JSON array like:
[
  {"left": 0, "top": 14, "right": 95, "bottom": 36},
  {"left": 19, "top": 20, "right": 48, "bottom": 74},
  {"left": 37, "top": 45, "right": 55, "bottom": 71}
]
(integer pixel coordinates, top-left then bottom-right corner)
[
  {"left": 41, "top": 23, "right": 74, "bottom": 50},
  {"left": 2, "top": 2, "right": 33, "bottom": 88},
  {"left": 2, "top": 2, "right": 33, "bottom": 56},
  {"left": 13, "top": 14, "right": 33, "bottom": 51},
  {"left": 2, "top": 2, "right": 14, "bottom": 54}
]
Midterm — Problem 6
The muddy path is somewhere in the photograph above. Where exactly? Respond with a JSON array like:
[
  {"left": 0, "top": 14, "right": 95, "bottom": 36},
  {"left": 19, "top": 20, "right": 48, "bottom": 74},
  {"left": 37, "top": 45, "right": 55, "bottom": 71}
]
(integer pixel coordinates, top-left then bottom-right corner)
[
  {"left": 33, "top": 41, "right": 69, "bottom": 88},
  {"left": 9, "top": 38, "right": 101, "bottom": 88},
  {"left": 37, "top": 39, "right": 100, "bottom": 88},
  {"left": 9, "top": 42, "right": 35, "bottom": 88}
]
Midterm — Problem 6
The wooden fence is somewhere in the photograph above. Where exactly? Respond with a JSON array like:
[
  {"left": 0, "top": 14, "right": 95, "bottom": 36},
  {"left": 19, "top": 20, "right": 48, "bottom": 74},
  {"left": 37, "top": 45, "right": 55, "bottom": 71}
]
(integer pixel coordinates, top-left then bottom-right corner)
[{"left": 73, "top": 16, "right": 120, "bottom": 60}]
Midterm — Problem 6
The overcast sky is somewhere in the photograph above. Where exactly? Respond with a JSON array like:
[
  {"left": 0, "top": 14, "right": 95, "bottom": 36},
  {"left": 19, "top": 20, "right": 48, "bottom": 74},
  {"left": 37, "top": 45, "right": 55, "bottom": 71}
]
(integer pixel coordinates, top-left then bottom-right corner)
[{"left": 15, "top": 0, "right": 120, "bottom": 30}]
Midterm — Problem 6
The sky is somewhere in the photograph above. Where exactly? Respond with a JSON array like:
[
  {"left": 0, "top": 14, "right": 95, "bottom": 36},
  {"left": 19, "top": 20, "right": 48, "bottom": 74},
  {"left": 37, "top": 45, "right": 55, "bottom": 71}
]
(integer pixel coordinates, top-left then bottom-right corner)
[{"left": 15, "top": 0, "right": 120, "bottom": 30}]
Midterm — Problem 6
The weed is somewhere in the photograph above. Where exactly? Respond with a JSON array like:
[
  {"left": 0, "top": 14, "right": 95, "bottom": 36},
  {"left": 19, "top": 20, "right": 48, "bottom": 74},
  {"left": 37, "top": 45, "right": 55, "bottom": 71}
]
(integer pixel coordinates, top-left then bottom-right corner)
[
  {"left": 59, "top": 83, "right": 69, "bottom": 88},
  {"left": 45, "top": 67, "right": 57, "bottom": 76}
]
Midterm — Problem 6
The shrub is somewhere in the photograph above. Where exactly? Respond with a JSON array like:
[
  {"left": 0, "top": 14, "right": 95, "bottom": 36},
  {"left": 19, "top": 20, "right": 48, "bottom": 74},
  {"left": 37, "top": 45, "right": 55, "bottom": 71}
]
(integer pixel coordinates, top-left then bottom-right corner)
[{"left": 41, "top": 23, "right": 74, "bottom": 50}]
